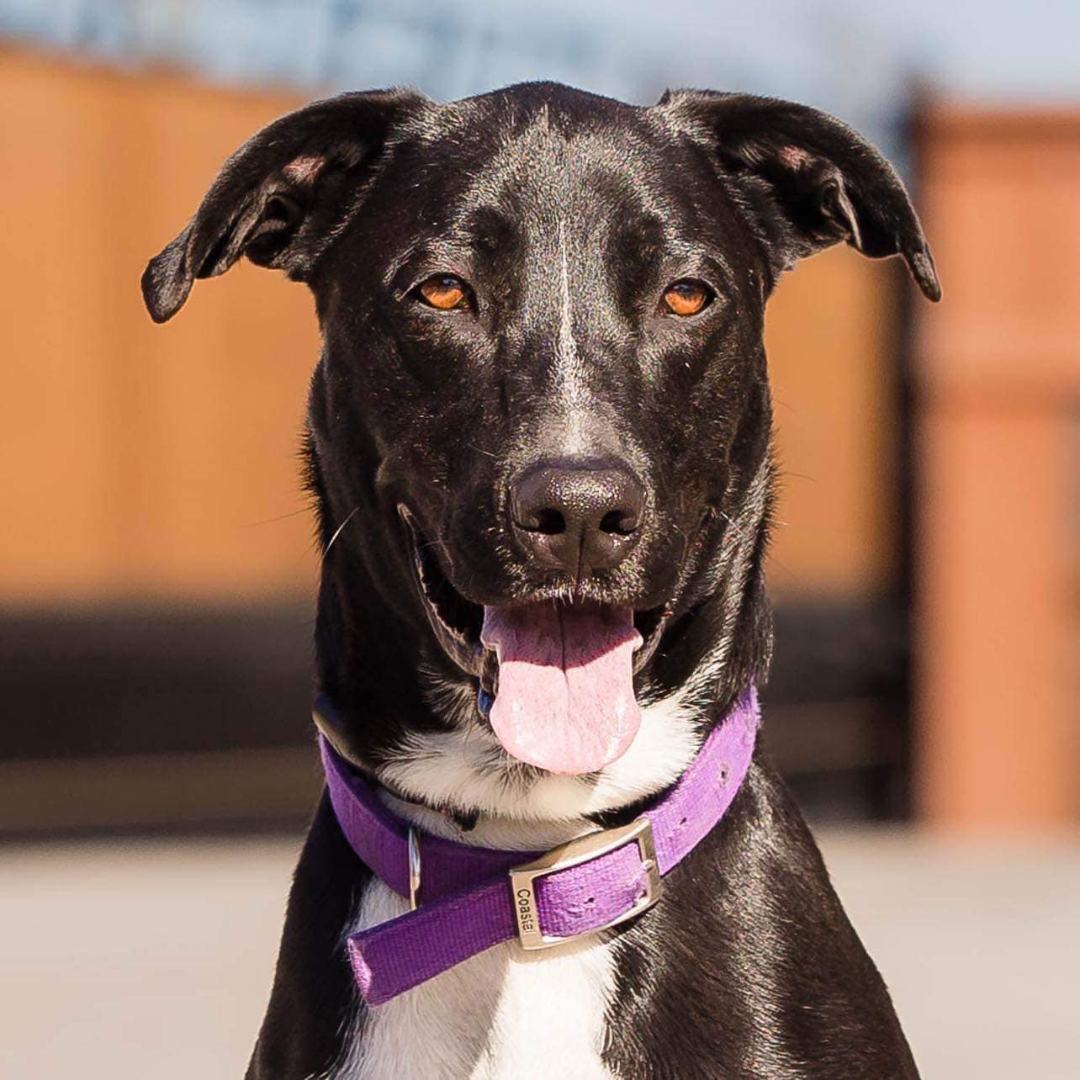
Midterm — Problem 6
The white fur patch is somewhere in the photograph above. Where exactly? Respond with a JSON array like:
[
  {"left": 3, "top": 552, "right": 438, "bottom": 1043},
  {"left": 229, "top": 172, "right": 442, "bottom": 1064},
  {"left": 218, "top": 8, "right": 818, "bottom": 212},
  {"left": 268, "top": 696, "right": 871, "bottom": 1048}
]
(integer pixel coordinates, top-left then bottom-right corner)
[{"left": 325, "top": 805, "right": 617, "bottom": 1080}]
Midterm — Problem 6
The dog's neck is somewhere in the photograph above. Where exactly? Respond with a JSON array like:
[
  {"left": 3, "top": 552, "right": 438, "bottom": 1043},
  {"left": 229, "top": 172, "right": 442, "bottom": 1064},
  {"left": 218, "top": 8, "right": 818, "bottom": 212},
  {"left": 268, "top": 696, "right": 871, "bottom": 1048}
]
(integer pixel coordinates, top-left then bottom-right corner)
[{"left": 310, "top": 451, "right": 773, "bottom": 847}]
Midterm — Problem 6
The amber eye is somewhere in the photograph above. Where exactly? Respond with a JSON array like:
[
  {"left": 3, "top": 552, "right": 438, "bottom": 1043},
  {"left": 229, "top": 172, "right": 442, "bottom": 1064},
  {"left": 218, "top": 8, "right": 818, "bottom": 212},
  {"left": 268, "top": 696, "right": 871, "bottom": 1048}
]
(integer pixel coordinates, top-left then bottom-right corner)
[
  {"left": 662, "top": 279, "right": 713, "bottom": 317},
  {"left": 415, "top": 274, "right": 471, "bottom": 311}
]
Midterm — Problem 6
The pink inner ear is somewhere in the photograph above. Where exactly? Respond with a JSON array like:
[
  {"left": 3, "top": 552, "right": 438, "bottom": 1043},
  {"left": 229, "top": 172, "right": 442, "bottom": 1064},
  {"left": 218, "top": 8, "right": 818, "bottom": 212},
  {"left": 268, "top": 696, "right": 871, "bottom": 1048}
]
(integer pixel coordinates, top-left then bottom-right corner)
[
  {"left": 283, "top": 154, "right": 326, "bottom": 184},
  {"left": 778, "top": 145, "right": 811, "bottom": 169}
]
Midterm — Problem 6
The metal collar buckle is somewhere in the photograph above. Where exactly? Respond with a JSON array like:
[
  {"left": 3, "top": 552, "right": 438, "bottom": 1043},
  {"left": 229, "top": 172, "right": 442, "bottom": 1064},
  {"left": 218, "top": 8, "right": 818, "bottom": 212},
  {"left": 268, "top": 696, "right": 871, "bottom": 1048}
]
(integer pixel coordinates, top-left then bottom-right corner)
[{"left": 508, "top": 816, "right": 662, "bottom": 951}]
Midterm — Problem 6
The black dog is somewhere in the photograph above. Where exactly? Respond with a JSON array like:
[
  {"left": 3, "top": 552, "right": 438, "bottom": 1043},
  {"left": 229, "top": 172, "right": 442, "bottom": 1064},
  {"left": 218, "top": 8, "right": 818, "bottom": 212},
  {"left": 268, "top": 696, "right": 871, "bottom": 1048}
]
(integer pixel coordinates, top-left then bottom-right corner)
[{"left": 144, "top": 82, "right": 938, "bottom": 1079}]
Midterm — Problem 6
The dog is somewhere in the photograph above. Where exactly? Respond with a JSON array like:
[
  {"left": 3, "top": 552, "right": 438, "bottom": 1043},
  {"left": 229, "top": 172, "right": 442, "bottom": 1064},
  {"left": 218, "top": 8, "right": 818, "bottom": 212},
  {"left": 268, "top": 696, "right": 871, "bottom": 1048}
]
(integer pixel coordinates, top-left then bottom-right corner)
[{"left": 143, "top": 81, "right": 939, "bottom": 1079}]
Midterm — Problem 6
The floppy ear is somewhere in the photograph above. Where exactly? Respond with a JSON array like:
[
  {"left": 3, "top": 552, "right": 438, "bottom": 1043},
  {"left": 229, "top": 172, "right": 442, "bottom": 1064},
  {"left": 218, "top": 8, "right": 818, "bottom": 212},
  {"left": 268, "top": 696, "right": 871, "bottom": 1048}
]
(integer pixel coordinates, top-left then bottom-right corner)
[
  {"left": 658, "top": 89, "right": 940, "bottom": 301},
  {"left": 141, "top": 88, "right": 427, "bottom": 323}
]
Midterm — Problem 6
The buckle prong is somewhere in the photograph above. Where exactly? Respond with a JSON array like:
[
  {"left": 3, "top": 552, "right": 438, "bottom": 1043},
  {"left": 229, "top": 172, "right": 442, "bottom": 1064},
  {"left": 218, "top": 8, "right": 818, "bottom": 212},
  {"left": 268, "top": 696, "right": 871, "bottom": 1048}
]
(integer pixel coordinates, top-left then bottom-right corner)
[
  {"left": 407, "top": 827, "right": 422, "bottom": 911},
  {"left": 508, "top": 817, "right": 662, "bottom": 951}
]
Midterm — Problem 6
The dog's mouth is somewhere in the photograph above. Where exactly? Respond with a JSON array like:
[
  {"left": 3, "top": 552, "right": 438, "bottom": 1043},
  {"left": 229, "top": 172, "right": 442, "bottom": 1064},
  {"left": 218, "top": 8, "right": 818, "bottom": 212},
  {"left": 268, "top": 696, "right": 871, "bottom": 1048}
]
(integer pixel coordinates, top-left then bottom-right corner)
[{"left": 400, "top": 506, "right": 671, "bottom": 776}]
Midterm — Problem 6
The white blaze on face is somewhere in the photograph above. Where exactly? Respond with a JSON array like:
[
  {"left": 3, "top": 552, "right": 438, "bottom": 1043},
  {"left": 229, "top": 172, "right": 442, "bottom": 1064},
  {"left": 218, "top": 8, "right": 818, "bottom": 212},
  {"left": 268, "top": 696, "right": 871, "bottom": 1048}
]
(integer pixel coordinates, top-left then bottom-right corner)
[{"left": 480, "top": 603, "right": 642, "bottom": 775}]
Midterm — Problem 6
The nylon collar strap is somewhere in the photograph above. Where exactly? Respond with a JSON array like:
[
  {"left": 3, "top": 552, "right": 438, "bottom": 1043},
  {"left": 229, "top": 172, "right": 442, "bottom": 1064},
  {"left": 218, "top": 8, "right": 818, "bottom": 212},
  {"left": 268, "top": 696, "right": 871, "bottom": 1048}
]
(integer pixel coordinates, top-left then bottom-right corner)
[{"left": 315, "top": 686, "right": 759, "bottom": 1005}]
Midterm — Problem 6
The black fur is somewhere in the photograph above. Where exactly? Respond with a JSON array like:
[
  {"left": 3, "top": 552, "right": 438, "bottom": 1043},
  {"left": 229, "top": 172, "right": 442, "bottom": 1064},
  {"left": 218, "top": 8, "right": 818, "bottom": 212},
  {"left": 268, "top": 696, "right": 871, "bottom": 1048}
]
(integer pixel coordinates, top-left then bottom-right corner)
[{"left": 143, "top": 81, "right": 935, "bottom": 1079}]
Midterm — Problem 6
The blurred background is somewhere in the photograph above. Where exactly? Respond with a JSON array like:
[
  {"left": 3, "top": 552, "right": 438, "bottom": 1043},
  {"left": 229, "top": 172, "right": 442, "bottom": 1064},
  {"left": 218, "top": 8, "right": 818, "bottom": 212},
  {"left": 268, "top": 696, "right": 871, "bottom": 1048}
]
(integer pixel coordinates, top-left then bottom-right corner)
[{"left": 0, "top": 1, "right": 1077, "bottom": 1077}]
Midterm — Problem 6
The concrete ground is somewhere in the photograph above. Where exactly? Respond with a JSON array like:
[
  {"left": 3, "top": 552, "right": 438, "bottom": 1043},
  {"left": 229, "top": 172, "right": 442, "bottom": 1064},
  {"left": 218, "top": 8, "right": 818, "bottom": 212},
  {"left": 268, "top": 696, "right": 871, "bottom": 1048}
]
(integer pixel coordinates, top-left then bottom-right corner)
[{"left": 1, "top": 829, "right": 1077, "bottom": 1079}]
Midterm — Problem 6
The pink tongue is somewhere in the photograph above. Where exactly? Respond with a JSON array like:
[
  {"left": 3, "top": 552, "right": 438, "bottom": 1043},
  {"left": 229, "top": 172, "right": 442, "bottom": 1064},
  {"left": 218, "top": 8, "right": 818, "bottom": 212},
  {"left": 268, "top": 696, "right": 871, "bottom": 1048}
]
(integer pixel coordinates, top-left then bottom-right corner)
[{"left": 480, "top": 604, "right": 642, "bottom": 775}]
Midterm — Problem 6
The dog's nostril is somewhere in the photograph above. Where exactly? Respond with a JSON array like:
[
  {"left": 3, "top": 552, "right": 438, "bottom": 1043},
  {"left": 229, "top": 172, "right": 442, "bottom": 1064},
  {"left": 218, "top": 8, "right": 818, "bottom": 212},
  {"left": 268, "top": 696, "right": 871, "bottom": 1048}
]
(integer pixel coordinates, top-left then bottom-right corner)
[
  {"left": 534, "top": 508, "right": 566, "bottom": 535},
  {"left": 600, "top": 509, "right": 637, "bottom": 536}
]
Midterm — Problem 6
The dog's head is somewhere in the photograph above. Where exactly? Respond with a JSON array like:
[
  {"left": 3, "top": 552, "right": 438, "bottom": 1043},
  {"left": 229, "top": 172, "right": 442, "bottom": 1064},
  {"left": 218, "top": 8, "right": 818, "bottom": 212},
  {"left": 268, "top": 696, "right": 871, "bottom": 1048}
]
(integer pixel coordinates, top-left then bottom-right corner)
[{"left": 144, "top": 83, "right": 937, "bottom": 785}]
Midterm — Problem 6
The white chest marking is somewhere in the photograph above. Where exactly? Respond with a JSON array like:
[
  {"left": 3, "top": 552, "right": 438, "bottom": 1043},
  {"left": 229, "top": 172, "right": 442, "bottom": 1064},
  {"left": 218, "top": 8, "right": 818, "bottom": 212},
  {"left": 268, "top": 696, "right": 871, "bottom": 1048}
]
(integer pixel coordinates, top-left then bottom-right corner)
[{"left": 330, "top": 879, "right": 616, "bottom": 1080}]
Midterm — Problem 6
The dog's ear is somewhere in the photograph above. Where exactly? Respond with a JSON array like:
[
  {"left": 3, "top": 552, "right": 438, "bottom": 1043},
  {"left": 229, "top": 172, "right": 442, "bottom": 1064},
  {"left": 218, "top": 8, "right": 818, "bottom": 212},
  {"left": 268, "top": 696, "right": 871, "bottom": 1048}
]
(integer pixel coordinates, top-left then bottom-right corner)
[
  {"left": 658, "top": 89, "right": 940, "bottom": 301},
  {"left": 141, "top": 89, "right": 427, "bottom": 323}
]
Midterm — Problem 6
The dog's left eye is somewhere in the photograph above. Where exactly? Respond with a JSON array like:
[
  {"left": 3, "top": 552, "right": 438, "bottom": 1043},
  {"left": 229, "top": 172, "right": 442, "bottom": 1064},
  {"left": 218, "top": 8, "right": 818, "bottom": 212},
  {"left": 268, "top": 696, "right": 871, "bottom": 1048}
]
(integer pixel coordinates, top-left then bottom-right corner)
[
  {"left": 414, "top": 274, "right": 472, "bottom": 312},
  {"left": 662, "top": 279, "right": 714, "bottom": 317}
]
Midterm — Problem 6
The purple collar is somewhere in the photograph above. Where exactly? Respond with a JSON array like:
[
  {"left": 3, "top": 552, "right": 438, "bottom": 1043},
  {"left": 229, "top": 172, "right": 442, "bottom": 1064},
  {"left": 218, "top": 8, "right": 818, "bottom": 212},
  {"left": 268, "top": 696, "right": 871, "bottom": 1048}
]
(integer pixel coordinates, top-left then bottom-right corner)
[{"left": 315, "top": 687, "right": 759, "bottom": 1005}]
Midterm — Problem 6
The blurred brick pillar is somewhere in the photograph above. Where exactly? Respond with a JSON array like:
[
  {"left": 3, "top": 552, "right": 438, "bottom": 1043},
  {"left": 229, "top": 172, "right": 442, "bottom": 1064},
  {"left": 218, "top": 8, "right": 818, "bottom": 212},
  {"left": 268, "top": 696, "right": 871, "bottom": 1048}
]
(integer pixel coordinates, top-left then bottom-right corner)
[{"left": 915, "top": 105, "right": 1079, "bottom": 828}]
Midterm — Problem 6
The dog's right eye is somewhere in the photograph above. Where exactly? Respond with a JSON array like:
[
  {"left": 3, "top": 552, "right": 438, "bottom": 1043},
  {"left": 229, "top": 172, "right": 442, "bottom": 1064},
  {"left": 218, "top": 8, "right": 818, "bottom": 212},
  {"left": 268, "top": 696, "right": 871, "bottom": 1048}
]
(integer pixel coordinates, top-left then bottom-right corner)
[
  {"left": 413, "top": 274, "right": 472, "bottom": 312},
  {"left": 662, "top": 279, "right": 714, "bottom": 318}
]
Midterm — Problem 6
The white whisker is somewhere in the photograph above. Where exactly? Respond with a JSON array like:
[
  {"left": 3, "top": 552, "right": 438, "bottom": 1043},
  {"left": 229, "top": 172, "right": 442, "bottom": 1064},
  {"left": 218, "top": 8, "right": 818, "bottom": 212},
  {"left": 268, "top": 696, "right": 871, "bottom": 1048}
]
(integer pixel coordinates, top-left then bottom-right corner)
[{"left": 324, "top": 505, "right": 361, "bottom": 560}]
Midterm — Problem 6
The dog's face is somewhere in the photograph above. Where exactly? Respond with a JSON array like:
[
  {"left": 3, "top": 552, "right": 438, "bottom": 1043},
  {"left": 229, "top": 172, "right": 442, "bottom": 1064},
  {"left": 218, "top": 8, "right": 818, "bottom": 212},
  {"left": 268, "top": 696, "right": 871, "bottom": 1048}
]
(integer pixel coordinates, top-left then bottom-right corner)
[
  {"left": 325, "top": 91, "right": 755, "bottom": 612},
  {"left": 144, "top": 83, "right": 937, "bottom": 779}
]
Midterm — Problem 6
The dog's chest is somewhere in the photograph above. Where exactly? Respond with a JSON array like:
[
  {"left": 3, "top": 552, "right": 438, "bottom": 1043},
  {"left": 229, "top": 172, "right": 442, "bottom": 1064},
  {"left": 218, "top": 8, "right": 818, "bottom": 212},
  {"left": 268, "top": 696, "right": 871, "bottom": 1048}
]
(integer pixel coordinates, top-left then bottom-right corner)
[{"left": 332, "top": 878, "right": 617, "bottom": 1080}]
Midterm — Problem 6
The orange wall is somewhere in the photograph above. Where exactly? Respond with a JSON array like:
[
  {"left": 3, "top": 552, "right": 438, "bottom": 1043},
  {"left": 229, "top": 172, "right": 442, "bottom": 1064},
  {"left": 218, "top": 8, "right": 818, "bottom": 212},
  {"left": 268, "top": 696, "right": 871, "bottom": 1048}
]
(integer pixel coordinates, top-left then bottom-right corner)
[
  {"left": 766, "top": 252, "right": 899, "bottom": 598},
  {"left": 0, "top": 49, "right": 897, "bottom": 605},
  {"left": 1, "top": 50, "right": 318, "bottom": 602},
  {"left": 915, "top": 104, "right": 1080, "bottom": 827}
]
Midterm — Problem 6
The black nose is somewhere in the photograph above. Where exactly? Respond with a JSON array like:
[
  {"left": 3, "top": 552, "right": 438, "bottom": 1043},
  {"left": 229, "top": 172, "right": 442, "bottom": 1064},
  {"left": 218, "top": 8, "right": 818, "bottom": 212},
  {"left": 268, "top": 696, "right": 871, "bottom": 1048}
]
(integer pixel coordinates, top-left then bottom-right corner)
[{"left": 510, "top": 458, "right": 645, "bottom": 576}]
